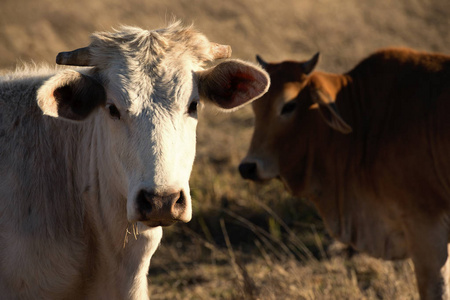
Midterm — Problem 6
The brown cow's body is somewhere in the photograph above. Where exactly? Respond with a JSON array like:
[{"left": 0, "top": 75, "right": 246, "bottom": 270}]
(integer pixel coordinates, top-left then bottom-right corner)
[{"left": 240, "top": 48, "right": 450, "bottom": 299}]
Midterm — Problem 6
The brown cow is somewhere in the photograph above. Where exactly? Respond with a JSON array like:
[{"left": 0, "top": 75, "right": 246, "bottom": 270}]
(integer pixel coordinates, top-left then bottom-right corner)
[{"left": 239, "top": 48, "right": 450, "bottom": 299}]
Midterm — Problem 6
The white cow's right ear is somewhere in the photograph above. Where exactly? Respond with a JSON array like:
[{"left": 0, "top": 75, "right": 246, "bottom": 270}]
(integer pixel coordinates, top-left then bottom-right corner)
[
  {"left": 197, "top": 59, "right": 270, "bottom": 111},
  {"left": 37, "top": 70, "right": 106, "bottom": 121}
]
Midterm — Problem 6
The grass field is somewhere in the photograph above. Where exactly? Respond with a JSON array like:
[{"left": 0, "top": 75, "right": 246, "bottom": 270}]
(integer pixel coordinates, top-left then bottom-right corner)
[{"left": 1, "top": 0, "right": 449, "bottom": 298}]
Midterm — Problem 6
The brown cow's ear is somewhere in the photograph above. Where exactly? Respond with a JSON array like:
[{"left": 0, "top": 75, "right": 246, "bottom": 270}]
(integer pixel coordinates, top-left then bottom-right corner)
[
  {"left": 197, "top": 59, "right": 270, "bottom": 111},
  {"left": 312, "top": 89, "right": 352, "bottom": 134},
  {"left": 37, "top": 70, "right": 106, "bottom": 121}
]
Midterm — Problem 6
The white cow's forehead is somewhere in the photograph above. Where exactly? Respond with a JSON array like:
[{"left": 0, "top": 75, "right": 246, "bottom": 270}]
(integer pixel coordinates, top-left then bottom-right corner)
[
  {"left": 89, "top": 23, "right": 214, "bottom": 66},
  {"left": 88, "top": 23, "right": 208, "bottom": 111},
  {"left": 103, "top": 62, "right": 197, "bottom": 113}
]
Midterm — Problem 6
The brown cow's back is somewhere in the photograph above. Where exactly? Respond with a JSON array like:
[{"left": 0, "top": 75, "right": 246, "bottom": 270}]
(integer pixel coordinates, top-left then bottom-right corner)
[
  {"left": 309, "top": 49, "right": 450, "bottom": 256},
  {"left": 340, "top": 49, "right": 450, "bottom": 210}
]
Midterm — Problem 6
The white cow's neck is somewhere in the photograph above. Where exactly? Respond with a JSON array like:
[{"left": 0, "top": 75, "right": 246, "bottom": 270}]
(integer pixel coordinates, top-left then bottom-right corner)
[{"left": 72, "top": 115, "right": 161, "bottom": 300}]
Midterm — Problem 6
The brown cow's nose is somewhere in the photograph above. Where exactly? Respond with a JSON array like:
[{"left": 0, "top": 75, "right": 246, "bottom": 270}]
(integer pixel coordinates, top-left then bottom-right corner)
[
  {"left": 136, "top": 189, "right": 188, "bottom": 226},
  {"left": 239, "top": 162, "right": 258, "bottom": 180}
]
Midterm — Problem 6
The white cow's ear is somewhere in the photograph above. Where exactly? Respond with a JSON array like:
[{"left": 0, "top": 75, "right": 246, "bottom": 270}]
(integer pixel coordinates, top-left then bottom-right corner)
[
  {"left": 197, "top": 59, "right": 270, "bottom": 111},
  {"left": 37, "top": 70, "right": 106, "bottom": 121},
  {"left": 311, "top": 89, "right": 353, "bottom": 134}
]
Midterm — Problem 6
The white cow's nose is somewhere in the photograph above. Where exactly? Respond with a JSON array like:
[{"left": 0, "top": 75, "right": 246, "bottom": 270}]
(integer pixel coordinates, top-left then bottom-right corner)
[{"left": 136, "top": 189, "right": 189, "bottom": 227}]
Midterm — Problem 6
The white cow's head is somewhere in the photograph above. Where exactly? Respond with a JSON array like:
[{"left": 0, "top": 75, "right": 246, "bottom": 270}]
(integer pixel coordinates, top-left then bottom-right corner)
[{"left": 37, "top": 23, "right": 269, "bottom": 227}]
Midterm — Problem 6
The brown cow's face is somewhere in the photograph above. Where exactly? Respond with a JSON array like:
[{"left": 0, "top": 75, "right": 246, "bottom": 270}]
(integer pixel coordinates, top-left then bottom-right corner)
[
  {"left": 239, "top": 54, "right": 320, "bottom": 185},
  {"left": 240, "top": 54, "right": 352, "bottom": 192}
]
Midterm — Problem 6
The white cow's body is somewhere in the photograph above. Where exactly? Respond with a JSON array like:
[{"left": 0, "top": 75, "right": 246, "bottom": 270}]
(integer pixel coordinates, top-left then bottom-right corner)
[
  {"left": 0, "top": 23, "right": 269, "bottom": 299},
  {"left": 0, "top": 68, "right": 159, "bottom": 299}
]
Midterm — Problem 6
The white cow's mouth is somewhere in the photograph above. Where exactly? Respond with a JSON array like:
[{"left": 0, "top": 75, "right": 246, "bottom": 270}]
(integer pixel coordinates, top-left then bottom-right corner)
[{"left": 141, "top": 219, "right": 178, "bottom": 228}]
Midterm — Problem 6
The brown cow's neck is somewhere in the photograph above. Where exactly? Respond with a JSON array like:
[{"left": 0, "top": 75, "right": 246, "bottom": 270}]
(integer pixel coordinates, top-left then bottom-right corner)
[{"left": 288, "top": 65, "right": 421, "bottom": 260}]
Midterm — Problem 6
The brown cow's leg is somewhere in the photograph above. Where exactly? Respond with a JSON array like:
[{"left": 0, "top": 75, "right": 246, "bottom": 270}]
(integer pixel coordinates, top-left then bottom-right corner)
[
  {"left": 406, "top": 221, "right": 449, "bottom": 300},
  {"left": 441, "top": 245, "right": 450, "bottom": 299},
  {"left": 411, "top": 246, "right": 448, "bottom": 300}
]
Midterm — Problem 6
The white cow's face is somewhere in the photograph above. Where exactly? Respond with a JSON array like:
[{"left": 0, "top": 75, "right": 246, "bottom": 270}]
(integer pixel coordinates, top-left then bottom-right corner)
[
  {"left": 37, "top": 24, "right": 270, "bottom": 228},
  {"left": 99, "top": 58, "right": 200, "bottom": 226}
]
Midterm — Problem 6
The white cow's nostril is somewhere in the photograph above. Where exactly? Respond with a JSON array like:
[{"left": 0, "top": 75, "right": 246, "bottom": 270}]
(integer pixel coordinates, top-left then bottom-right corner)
[
  {"left": 136, "top": 189, "right": 187, "bottom": 225},
  {"left": 175, "top": 190, "right": 185, "bottom": 205}
]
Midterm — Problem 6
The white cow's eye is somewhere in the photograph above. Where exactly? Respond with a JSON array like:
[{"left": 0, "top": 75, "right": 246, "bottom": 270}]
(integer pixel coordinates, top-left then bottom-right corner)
[
  {"left": 107, "top": 104, "right": 121, "bottom": 120},
  {"left": 188, "top": 101, "right": 198, "bottom": 116}
]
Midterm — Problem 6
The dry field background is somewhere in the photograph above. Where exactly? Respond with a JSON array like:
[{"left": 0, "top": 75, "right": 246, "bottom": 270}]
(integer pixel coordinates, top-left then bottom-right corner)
[{"left": 1, "top": 0, "right": 450, "bottom": 299}]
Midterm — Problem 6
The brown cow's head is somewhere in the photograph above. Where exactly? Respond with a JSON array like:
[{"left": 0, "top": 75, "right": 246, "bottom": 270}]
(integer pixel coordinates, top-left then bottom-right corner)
[{"left": 239, "top": 53, "right": 351, "bottom": 193}]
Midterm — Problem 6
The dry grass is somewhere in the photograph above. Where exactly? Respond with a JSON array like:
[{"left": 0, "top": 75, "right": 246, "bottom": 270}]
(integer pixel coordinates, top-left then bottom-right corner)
[
  {"left": 149, "top": 218, "right": 418, "bottom": 300},
  {"left": 1, "top": 0, "right": 449, "bottom": 298}
]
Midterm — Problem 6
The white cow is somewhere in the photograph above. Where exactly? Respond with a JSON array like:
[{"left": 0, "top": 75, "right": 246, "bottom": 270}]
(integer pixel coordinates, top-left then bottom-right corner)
[{"left": 0, "top": 23, "right": 269, "bottom": 300}]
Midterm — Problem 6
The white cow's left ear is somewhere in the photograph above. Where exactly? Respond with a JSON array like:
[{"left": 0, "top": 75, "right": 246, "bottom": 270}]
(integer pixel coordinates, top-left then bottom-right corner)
[
  {"left": 197, "top": 59, "right": 270, "bottom": 111},
  {"left": 37, "top": 70, "right": 106, "bottom": 121}
]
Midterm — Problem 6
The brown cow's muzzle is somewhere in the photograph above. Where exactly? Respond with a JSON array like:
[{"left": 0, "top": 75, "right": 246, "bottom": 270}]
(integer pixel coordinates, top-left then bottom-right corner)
[
  {"left": 238, "top": 162, "right": 259, "bottom": 181},
  {"left": 136, "top": 189, "right": 189, "bottom": 227},
  {"left": 239, "top": 158, "right": 279, "bottom": 183}
]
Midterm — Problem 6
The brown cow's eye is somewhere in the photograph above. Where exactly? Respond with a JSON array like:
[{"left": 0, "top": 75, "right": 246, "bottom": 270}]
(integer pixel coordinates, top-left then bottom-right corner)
[
  {"left": 281, "top": 101, "right": 297, "bottom": 115},
  {"left": 188, "top": 101, "right": 198, "bottom": 116},
  {"left": 107, "top": 104, "right": 121, "bottom": 120}
]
